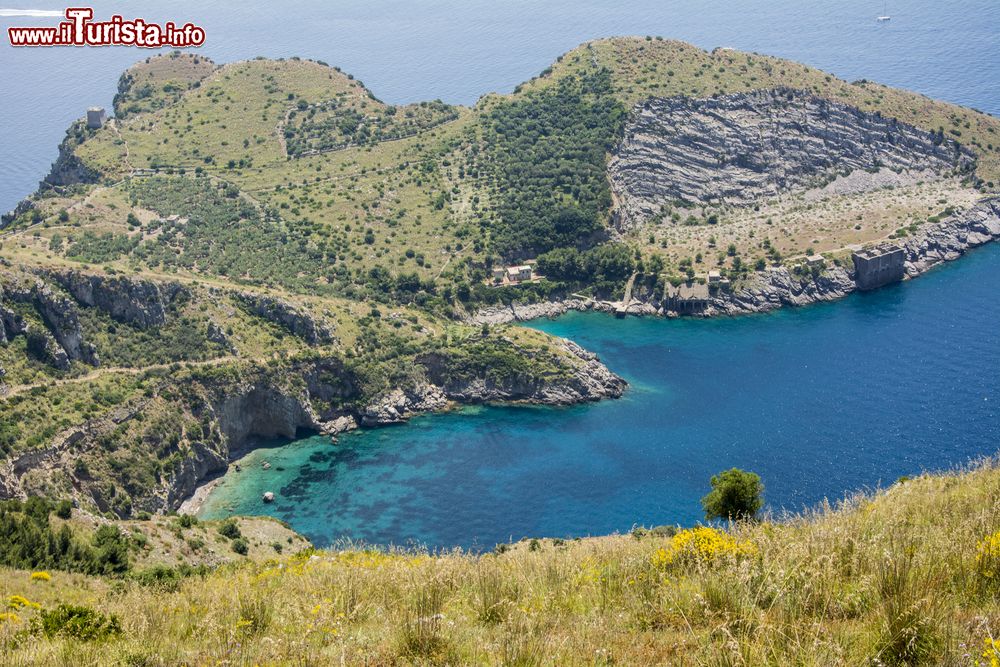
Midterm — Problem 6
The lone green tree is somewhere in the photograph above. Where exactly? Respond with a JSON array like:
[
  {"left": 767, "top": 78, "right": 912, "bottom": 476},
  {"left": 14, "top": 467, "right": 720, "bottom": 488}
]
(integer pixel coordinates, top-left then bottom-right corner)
[{"left": 701, "top": 468, "right": 764, "bottom": 522}]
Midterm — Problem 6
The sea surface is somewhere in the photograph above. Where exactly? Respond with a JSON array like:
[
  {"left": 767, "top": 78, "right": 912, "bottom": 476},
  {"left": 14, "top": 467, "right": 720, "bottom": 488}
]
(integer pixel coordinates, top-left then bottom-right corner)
[
  {"left": 2, "top": 0, "right": 999, "bottom": 549},
  {"left": 1, "top": 0, "right": 999, "bottom": 213},
  {"left": 200, "top": 242, "right": 1000, "bottom": 549}
]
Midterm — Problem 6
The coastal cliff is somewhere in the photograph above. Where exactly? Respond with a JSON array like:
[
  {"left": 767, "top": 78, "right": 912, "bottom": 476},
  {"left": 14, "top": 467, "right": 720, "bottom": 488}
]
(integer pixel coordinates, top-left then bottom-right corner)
[
  {"left": 41, "top": 120, "right": 103, "bottom": 190},
  {"left": 170, "top": 341, "right": 625, "bottom": 514},
  {"left": 609, "top": 88, "right": 975, "bottom": 230},
  {"left": 0, "top": 325, "right": 626, "bottom": 516}
]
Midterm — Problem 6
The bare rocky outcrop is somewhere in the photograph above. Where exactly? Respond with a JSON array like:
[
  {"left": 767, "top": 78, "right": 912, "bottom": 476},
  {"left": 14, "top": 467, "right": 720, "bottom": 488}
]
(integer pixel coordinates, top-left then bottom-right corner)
[
  {"left": 235, "top": 292, "right": 335, "bottom": 345},
  {"left": 48, "top": 270, "right": 186, "bottom": 329},
  {"left": 0, "top": 302, "right": 24, "bottom": 344},
  {"left": 359, "top": 384, "right": 449, "bottom": 426},
  {"left": 215, "top": 385, "right": 324, "bottom": 449},
  {"left": 900, "top": 197, "right": 1000, "bottom": 273},
  {"left": 419, "top": 339, "right": 627, "bottom": 405},
  {"left": 609, "top": 88, "right": 974, "bottom": 229},
  {"left": 0, "top": 277, "right": 98, "bottom": 368},
  {"left": 42, "top": 121, "right": 102, "bottom": 189},
  {"left": 31, "top": 281, "right": 98, "bottom": 365}
]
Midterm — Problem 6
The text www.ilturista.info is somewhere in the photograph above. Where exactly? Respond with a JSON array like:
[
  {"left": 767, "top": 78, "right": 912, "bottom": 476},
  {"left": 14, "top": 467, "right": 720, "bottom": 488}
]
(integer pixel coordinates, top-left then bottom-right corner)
[{"left": 7, "top": 7, "right": 205, "bottom": 48}]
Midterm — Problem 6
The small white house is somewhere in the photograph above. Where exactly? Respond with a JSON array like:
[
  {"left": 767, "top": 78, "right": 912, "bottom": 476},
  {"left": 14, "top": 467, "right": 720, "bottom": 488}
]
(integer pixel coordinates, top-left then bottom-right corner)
[
  {"left": 806, "top": 254, "right": 825, "bottom": 268},
  {"left": 506, "top": 265, "right": 533, "bottom": 283}
]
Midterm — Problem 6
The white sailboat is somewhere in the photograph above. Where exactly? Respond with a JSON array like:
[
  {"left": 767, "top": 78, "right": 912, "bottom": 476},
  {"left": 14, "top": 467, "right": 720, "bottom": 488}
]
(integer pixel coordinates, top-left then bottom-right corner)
[{"left": 876, "top": 1, "right": 891, "bottom": 21}]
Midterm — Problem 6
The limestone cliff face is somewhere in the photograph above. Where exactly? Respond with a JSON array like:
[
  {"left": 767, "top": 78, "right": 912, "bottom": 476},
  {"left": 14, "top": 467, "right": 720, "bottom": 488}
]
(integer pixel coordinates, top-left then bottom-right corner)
[
  {"left": 0, "top": 276, "right": 99, "bottom": 369},
  {"left": 31, "top": 282, "right": 99, "bottom": 366},
  {"left": 0, "top": 268, "right": 193, "bottom": 372},
  {"left": 42, "top": 121, "right": 102, "bottom": 189},
  {"left": 235, "top": 292, "right": 335, "bottom": 345},
  {"left": 48, "top": 271, "right": 186, "bottom": 329},
  {"left": 215, "top": 386, "right": 323, "bottom": 449},
  {"left": 609, "top": 88, "right": 974, "bottom": 229}
]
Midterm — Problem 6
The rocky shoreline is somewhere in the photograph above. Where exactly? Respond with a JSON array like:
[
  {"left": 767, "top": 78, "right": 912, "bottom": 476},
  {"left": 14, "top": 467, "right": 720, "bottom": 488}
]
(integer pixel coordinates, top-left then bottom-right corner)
[
  {"left": 175, "top": 337, "right": 626, "bottom": 515},
  {"left": 187, "top": 342, "right": 621, "bottom": 514},
  {"left": 471, "top": 196, "right": 1000, "bottom": 324}
]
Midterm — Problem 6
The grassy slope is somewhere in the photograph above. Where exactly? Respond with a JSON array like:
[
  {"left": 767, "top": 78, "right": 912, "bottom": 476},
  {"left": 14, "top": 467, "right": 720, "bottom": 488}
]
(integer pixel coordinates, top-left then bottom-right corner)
[
  {"left": 17, "top": 38, "right": 999, "bottom": 292},
  {"left": 112, "top": 51, "right": 217, "bottom": 118},
  {"left": 1, "top": 462, "right": 998, "bottom": 664},
  {"left": 521, "top": 37, "right": 1000, "bottom": 182},
  {"left": 70, "top": 56, "right": 478, "bottom": 283}
]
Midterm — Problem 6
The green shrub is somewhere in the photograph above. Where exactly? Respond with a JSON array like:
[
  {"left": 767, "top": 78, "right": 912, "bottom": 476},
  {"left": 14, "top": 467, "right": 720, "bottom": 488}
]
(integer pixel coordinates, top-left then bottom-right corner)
[
  {"left": 0, "top": 498, "right": 130, "bottom": 575},
  {"left": 129, "top": 564, "right": 182, "bottom": 591},
  {"left": 217, "top": 518, "right": 241, "bottom": 540},
  {"left": 231, "top": 538, "right": 249, "bottom": 555},
  {"left": 32, "top": 604, "right": 122, "bottom": 642},
  {"left": 54, "top": 500, "right": 72, "bottom": 520},
  {"left": 701, "top": 468, "right": 764, "bottom": 522}
]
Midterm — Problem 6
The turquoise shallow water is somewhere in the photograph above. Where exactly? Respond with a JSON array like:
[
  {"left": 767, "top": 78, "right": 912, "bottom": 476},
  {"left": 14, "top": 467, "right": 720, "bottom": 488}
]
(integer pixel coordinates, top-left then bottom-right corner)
[{"left": 200, "top": 243, "right": 1000, "bottom": 549}]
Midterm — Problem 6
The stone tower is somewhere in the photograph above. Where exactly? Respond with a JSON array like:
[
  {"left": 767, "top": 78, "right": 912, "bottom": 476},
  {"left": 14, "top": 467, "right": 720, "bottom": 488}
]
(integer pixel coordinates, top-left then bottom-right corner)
[{"left": 86, "top": 107, "right": 106, "bottom": 129}]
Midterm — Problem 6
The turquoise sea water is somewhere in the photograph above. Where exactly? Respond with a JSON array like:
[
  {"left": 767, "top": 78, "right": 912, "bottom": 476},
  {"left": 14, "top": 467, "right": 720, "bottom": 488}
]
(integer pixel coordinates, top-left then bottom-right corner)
[{"left": 200, "top": 242, "right": 1000, "bottom": 549}]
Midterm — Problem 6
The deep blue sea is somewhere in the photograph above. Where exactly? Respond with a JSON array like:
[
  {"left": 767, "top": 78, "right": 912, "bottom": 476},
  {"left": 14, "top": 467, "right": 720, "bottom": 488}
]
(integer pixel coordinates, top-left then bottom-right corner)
[
  {"left": 200, "top": 242, "right": 1000, "bottom": 548},
  {"left": 2, "top": 1, "right": 999, "bottom": 549},
  {"left": 2, "top": 0, "right": 999, "bottom": 213}
]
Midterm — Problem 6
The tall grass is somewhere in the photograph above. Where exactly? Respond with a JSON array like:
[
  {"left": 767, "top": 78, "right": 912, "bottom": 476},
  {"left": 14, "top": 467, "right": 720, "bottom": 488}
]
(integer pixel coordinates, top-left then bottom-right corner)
[{"left": 2, "top": 461, "right": 1000, "bottom": 665}]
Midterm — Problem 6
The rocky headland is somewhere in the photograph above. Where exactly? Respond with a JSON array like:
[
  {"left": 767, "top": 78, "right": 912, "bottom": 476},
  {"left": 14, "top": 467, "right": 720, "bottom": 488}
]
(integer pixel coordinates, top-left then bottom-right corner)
[{"left": 471, "top": 196, "right": 1000, "bottom": 324}]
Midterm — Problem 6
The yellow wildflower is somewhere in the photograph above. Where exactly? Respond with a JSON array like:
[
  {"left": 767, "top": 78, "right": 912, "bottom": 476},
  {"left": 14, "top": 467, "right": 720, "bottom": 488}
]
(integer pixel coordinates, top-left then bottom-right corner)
[
  {"left": 651, "top": 526, "right": 756, "bottom": 569},
  {"left": 30, "top": 571, "right": 51, "bottom": 582},
  {"left": 976, "top": 531, "right": 1000, "bottom": 581},
  {"left": 978, "top": 637, "right": 1000, "bottom": 667},
  {"left": 0, "top": 612, "right": 20, "bottom": 624},
  {"left": 8, "top": 595, "right": 40, "bottom": 610}
]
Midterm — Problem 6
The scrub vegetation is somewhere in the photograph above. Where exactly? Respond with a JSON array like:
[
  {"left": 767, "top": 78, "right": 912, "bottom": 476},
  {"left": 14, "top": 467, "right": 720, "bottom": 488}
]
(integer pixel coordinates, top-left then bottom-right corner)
[{"left": 1, "top": 462, "right": 999, "bottom": 665}]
